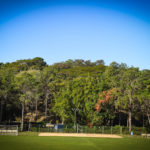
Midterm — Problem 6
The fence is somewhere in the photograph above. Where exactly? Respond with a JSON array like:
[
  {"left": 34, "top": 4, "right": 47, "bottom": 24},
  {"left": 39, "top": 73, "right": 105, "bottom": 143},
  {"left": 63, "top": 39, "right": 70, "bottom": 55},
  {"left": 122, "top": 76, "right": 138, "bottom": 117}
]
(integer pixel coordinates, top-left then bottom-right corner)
[{"left": 18, "top": 123, "right": 149, "bottom": 135}]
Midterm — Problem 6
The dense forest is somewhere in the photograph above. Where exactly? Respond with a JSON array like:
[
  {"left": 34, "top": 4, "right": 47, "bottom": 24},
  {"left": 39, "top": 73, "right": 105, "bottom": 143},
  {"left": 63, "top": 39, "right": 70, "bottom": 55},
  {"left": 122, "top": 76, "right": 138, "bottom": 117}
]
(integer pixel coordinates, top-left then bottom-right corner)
[{"left": 0, "top": 57, "right": 150, "bottom": 132}]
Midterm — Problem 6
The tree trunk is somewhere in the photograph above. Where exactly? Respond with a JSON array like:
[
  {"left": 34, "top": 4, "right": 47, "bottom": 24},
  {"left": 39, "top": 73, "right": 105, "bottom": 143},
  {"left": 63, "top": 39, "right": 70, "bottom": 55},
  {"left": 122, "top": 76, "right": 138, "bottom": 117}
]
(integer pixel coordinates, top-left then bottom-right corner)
[
  {"left": 21, "top": 100, "right": 25, "bottom": 132},
  {"left": 0, "top": 100, "right": 4, "bottom": 122},
  {"left": 127, "top": 115, "right": 129, "bottom": 127},
  {"left": 0, "top": 94, "right": 6, "bottom": 122},
  {"left": 128, "top": 111, "right": 132, "bottom": 132},
  {"left": 147, "top": 114, "right": 150, "bottom": 125},
  {"left": 35, "top": 98, "right": 38, "bottom": 121},
  {"left": 62, "top": 118, "right": 64, "bottom": 125},
  {"left": 45, "top": 91, "right": 49, "bottom": 121},
  {"left": 119, "top": 113, "right": 121, "bottom": 126},
  {"left": 128, "top": 91, "right": 132, "bottom": 133},
  {"left": 143, "top": 112, "right": 145, "bottom": 128}
]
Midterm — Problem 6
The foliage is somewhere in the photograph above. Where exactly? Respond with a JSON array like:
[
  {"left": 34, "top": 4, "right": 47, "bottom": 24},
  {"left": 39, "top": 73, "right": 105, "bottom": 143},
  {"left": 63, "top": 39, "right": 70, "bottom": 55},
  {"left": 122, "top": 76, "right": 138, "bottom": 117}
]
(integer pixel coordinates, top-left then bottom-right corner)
[{"left": 0, "top": 57, "right": 150, "bottom": 131}]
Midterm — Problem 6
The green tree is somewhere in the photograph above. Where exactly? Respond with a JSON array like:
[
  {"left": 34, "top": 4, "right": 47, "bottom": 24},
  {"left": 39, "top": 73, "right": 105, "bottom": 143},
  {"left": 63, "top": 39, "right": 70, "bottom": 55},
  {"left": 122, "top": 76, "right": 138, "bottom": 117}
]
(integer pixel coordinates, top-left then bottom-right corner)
[
  {"left": 53, "top": 75, "right": 104, "bottom": 125},
  {"left": 40, "top": 66, "right": 58, "bottom": 121},
  {"left": 115, "top": 67, "right": 140, "bottom": 132},
  {"left": 139, "top": 70, "right": 150, "bottom": 125},
  {"left": 0, "top": 67, "right": 15, "bottom": 122},
  {"left": 15, "top": 72, "right": 34, "bottom": 131}
]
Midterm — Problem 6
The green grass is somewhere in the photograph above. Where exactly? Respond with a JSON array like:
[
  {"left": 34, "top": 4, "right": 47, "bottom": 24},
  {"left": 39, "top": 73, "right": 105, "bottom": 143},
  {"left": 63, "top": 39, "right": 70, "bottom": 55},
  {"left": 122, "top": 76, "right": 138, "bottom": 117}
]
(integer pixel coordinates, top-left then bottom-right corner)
[{"left": 0, "top": 134, "right": 150, "bottom": 150}]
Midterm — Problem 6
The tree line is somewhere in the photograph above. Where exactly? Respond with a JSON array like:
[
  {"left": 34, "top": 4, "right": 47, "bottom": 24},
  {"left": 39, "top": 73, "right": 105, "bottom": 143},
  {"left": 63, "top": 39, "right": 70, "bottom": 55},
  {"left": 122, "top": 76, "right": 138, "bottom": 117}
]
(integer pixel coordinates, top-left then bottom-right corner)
[{"left": 0, "top": 57, "right": 150, "bottom": 132}]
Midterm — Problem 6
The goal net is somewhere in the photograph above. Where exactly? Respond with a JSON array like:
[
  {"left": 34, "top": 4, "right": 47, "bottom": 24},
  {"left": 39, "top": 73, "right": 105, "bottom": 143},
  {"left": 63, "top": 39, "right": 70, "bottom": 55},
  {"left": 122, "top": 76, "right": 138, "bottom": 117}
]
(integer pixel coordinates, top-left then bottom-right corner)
[{"left": 0, "top": 125, "right": 18, "bottom": 136}]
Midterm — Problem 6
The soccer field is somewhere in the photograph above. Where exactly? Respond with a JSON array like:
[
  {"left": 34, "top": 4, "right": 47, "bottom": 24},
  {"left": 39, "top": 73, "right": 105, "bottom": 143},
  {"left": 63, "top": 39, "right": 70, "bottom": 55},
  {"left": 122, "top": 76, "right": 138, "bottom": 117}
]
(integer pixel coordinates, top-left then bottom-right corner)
[{"left": 0, "top": 135, "right": 150, "bottom": 150}]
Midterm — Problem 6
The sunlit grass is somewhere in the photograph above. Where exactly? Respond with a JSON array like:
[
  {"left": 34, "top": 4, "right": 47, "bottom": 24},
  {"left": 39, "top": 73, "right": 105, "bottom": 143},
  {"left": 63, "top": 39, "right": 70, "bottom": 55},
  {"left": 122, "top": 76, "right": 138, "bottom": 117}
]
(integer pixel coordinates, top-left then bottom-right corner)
[{"left": 0, "top": 134, "right": 150, "bottom": 150}]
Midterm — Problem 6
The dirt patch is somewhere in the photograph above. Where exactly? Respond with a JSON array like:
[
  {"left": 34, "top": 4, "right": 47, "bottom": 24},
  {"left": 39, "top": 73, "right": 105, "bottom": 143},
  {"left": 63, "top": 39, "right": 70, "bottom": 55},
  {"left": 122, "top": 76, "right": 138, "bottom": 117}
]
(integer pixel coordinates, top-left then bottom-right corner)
[{"left": 38, "top": 133, "right": 122, "bottom": 138}]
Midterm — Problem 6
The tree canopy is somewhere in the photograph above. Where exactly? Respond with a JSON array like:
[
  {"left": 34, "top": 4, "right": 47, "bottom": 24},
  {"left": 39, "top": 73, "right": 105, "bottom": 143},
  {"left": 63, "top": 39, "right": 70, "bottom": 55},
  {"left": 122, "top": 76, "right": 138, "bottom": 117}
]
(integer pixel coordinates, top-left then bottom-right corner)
[{"left": 0, "top": 57, "right": 150, "bottom": 131}]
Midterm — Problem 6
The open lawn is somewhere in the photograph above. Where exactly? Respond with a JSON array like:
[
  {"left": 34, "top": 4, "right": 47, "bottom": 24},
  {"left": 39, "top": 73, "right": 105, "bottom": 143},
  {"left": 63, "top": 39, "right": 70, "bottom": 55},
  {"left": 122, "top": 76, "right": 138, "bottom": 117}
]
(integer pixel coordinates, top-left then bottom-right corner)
[{"left": 0, "top": 134, "right": 150, "bottom": 150}]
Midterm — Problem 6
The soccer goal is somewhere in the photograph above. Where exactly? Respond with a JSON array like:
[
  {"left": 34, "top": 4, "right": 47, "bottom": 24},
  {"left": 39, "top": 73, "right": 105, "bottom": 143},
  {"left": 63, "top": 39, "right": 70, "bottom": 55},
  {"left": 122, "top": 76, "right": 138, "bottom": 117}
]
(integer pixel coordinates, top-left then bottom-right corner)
[{"left": 0, "top": 125, "right": 18, "bottom": 136}]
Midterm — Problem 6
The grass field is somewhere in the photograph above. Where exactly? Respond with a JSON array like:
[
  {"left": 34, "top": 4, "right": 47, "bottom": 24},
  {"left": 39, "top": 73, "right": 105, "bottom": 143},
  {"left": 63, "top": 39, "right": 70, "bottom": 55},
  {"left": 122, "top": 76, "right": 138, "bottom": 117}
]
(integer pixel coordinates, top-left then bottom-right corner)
[{"left": 0, "top": 134, "right": 150, "bottom": 150}]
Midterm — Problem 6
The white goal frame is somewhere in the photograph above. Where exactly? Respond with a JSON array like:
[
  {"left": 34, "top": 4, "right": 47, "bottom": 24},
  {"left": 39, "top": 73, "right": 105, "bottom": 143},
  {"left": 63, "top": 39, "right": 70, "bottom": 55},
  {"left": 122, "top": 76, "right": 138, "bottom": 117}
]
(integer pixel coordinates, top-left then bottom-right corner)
[{"left": 0, "top": 125, "right": 18, "bottom": 136}]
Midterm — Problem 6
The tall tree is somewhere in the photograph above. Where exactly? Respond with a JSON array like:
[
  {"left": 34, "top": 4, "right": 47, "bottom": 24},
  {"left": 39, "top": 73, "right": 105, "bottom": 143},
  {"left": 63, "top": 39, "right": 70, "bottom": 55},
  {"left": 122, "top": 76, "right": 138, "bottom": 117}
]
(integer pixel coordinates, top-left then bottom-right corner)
[
  {"left": 115, "top": 67, "right": 140, "bottom": 132},
  {"left": 40, "top": 66, "right": 58, "bottom": 121},
  {"left": 15, "top": 72, "right": 34, "bottom": 131},
  {"left": 53, "top": 75, "right": 104, "bottom": 125},
  {"left": 0, "top": 67, "right": 15, "bottom": 122},
  {"left": 139, "top": 70, "right": 150, "bottom": 125}
]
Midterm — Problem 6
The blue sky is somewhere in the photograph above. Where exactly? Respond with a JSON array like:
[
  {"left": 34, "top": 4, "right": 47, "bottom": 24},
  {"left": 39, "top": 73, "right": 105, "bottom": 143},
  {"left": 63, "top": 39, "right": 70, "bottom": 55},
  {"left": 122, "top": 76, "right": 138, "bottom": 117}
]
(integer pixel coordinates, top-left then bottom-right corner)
[{"left": 0, "top": 0, "right": 150, "bottom": 69}]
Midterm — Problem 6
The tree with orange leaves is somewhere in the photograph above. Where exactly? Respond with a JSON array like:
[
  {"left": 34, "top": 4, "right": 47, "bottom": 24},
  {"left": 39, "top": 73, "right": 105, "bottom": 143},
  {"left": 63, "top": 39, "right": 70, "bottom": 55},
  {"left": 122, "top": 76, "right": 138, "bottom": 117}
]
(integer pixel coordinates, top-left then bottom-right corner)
[{"left": 94, "top": 89, "right": 116, "bottom": 125}]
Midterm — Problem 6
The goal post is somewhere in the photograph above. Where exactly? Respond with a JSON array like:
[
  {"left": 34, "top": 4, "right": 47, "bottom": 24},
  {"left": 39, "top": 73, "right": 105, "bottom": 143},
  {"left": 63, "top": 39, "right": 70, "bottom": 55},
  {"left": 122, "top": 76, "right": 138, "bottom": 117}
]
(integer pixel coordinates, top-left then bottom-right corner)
[{"left": 0, "top": 125, "right": 18, "bottom": 136}]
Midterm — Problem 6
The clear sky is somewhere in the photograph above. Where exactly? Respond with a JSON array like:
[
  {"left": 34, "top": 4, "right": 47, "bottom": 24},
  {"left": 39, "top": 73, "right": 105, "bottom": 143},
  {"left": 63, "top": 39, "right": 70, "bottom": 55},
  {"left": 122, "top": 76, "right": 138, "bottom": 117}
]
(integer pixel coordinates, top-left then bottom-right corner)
[{"left": 0, "top": 0, "right": 150, "bottom": 69}]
